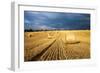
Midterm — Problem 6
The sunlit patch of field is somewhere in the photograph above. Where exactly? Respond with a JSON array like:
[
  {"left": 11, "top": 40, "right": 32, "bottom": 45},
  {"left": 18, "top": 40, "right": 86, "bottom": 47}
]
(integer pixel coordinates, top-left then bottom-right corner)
[{"left": 24, "top": 30, "right": 90, "bottom": 61}]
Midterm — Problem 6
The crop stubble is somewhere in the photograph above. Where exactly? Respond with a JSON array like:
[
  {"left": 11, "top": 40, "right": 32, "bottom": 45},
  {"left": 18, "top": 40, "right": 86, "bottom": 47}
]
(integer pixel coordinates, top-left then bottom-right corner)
[{"left": 24, "top": 30, "right": 90, "bottom": 61}]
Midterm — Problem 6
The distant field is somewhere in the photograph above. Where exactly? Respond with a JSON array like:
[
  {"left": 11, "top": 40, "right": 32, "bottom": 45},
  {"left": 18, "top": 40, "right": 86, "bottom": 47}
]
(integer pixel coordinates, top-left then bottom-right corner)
[{"left": 24, "top": 30, "right": 90, "bottom": 61}]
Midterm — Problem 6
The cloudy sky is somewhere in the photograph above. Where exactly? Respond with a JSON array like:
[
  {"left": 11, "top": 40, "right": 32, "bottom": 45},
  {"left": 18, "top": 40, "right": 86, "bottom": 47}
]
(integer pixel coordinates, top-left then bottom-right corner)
[{"left": 24, "top": 11, "right": 90, "bottom": 30}]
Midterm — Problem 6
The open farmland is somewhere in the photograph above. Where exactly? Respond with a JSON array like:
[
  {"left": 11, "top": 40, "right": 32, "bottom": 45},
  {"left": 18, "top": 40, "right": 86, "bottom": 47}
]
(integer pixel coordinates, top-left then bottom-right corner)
[{"left": 24, "top": 30, "right": 90, "bottom": 61}]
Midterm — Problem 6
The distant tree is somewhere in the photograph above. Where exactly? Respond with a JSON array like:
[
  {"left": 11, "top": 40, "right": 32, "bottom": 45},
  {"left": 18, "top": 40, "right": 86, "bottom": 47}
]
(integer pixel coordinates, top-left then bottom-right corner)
[{"left": 29, "top": 28, "right": 33, "bottom": 32}]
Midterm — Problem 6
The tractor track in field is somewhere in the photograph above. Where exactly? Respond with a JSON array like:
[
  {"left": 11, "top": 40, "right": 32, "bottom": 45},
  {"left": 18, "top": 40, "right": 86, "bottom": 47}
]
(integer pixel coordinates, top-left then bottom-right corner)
[
  {"left": 30, "top": 32, "right": 68, "bottom": 61},
  {"left": 30, "top": 39, "right": 57, "bottom": 61}
]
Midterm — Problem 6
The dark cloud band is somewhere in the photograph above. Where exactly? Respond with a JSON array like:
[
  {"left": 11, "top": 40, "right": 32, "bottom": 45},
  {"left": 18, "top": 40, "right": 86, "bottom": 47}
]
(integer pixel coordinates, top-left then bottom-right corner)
[{"left": 24, "top": 11, "right": 90, "bottom": 30}]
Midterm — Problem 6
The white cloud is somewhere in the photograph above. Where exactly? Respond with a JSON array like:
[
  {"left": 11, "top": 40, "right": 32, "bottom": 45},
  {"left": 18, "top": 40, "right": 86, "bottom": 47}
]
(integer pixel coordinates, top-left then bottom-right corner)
[
  {"left": 31, "top": 24, "right": 55, "bottom": 30},
  {"left": 24, "top": 19, "right": 31, "bottom": 24}
]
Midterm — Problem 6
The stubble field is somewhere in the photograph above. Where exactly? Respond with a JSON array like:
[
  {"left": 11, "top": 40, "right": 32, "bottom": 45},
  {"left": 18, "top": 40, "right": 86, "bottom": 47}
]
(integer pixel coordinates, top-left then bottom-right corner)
[{"left": 24, "top": 30, "right": 90, "bottom": 61}]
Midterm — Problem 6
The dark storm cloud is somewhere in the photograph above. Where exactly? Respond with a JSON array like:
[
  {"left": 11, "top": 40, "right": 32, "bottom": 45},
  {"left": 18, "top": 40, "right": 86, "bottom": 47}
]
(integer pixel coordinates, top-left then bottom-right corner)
[{"left": 24, "top": 11, "right": 90, "bottom": 30}]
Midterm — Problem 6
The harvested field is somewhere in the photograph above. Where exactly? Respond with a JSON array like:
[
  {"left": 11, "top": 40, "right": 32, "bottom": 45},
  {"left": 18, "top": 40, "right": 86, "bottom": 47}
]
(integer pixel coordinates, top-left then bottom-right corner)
[{"left": 24, "top": 30, "right": 90, "bottom": 61}]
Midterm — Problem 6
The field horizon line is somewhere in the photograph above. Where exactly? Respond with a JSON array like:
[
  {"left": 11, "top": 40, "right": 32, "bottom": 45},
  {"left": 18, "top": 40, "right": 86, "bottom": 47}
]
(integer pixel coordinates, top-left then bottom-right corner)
[{"left": 24, "top": 29, "right": 90, "bottom": 32}]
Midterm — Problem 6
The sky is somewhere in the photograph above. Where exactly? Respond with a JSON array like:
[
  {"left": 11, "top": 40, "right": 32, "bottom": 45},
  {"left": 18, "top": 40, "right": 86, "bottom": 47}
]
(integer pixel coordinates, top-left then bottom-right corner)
[{"left": 24, "top": 11, "right": 90, "bottom": 30}]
